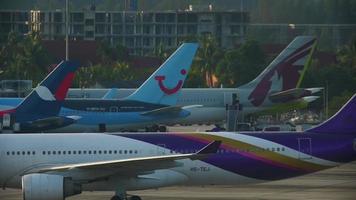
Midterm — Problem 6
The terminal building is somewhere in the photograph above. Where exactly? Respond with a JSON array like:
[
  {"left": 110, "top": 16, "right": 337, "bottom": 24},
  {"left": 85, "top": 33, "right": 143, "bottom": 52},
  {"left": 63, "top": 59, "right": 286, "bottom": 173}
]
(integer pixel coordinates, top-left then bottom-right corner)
[{"left": 0, "top": 7, "right": 249, "bottom": 55}]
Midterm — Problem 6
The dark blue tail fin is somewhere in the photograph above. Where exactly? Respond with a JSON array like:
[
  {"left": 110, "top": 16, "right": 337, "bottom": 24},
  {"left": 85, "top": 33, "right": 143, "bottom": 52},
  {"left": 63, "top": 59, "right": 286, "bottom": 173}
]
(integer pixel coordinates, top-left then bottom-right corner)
[
  {"left": 15, "top": 60, "right": 80, "bottom": 120},
  {"left": 307, "top": 94, "right": 356, "bottom": 134}
]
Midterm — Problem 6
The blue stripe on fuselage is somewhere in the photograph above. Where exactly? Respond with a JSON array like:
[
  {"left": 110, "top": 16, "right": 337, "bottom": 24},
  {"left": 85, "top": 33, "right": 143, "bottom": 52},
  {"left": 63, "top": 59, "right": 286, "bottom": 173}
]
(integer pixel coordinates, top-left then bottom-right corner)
[{"left": 62, "top": 99, "right": 165, "bottom": 112}]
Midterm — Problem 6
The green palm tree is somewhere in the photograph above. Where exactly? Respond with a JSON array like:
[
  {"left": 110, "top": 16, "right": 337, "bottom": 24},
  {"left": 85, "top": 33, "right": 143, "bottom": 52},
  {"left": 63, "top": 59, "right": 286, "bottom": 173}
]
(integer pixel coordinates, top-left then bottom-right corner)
[{"left": 196, "top": 35, "right": 223, "bottom": 87}]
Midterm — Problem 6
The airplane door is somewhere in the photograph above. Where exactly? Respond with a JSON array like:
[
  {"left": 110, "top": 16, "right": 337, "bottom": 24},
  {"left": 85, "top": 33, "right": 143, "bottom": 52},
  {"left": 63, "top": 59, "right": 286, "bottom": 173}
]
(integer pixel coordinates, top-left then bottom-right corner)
[
  {"left": 224, "top": 93, "right": 238, "bottom": 106},
  {"left": 298, "top": 138, "right": 312, "bottom": 160},
  {"left": 2, "top": 113, "right": 11, "bottom": 128},
  {"left": 110, "top": 106, "right": 118, "bottom": 112}
]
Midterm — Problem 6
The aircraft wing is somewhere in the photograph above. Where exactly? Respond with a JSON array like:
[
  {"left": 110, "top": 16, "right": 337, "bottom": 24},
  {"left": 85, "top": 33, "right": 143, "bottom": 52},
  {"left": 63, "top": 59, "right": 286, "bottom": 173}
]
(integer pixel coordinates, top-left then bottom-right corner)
[
  {"left": 269, "top": 87, "right": 323, "bottom": 103},
  {"left": 34, "top": 140, "right": 221, "bottom": 177},
  {"left": 140, "top": 105, "right": 202, "bottom": 116}
]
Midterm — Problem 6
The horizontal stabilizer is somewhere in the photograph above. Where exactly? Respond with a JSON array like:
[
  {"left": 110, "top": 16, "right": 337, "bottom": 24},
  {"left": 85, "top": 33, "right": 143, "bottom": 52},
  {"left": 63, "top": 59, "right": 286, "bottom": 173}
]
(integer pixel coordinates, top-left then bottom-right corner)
[
  {"left": 306, "top": 87, "right": 324, "bottom": 94},
  {"left": 102, "top": 88, "right": 118, "bottom": 99},
  {"left": 140, "top": 105, "right": 182, "bottom": 116},
  {"left": 182, "top": 105, "right": 203, "bottom": 110},
  {"left": 269, "top": 88, "right": 322, "bottom": 103},
  {"left": 302, "top": 96, "right": 320, "bottom": 103},
  {"left": 15, "top": 116, "right": 81, "bottom": 132}
]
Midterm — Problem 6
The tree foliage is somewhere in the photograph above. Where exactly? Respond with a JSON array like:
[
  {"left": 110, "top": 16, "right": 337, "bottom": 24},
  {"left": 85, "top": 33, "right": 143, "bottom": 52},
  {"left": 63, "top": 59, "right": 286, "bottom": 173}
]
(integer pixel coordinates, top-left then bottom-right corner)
[
  {"left": 215, "top": 40, "right": 266, "bottom": 87},
  {"left": 0, "top": 31, "right": 52, "bottom": 84},
  {"left": 337, "top": 36, "right": 356, "bottom": 69},
  {"left": 71, "top": 40, "right": 149, "bottom": 88}
]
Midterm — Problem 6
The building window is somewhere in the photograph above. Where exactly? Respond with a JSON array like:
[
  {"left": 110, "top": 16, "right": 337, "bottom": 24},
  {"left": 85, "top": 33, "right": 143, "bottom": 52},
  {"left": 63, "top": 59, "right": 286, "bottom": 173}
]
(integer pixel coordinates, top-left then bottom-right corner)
[
  {"left": 71, "top": 13, "right": 84, "bottom": 22},
  {"left": 125, "top": 25, "right": 134, "bottom": 34},
  {"left": 113, "top": 25, "right": 122, "bottom": 34},
  {"left": 113, "top": 13, "right": 122, "bottom": 23},
  {"left": 95, "top": 13, "right": 106, "bottom": 23},
  {"left": 54, "top": 12, "right": 62, "bottom": 22},
  {"left": 85, "top": 19, "right": 94, "bottom": 26},
  {"left": 95, "top": 24, "right": 105, "bottom": 34}
]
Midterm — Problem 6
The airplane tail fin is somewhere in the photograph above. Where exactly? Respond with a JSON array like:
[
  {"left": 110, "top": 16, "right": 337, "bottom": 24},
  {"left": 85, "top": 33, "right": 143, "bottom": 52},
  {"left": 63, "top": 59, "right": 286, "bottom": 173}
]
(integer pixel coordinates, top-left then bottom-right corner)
[
  {"left": 242, "top": 36, "right": 317, "bottom": 107},
  {"left": 16, "top": 60, "right": 80, "bottom": 117},
  {"left": 306, "top": 94, "right": 356, "bottom": 134},
  {"left": 125, "top": 43, "right": 199, "bottom": 105}
]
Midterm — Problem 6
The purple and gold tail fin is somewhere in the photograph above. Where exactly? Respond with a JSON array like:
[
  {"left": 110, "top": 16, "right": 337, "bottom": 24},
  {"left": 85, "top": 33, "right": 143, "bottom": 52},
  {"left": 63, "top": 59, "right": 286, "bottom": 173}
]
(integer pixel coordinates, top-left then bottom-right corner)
[
  {"left": 15, "top": 60, "right": 80, "bottom": 118},
  {"left": 307, "top": 94, "right": 356, "bottom": 134},
  {"left": 242, "top": 36, "right": 317, "bottom": 107}
]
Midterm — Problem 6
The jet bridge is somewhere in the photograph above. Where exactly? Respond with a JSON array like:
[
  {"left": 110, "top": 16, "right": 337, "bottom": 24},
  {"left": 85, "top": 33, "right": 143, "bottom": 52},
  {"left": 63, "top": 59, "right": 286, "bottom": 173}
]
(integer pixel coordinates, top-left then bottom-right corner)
[{"left": 225, "top": 93, "right": 242, "bottom": 131}]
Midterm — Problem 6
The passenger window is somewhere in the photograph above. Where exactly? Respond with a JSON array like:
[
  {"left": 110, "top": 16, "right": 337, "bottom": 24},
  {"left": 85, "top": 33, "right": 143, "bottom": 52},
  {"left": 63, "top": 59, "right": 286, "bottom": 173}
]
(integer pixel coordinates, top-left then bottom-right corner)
[
  {"left": 58, "top": 151, "right": 61, "bottom": 155},
  {"left": 6, "top": 152, "right": 9, "bottom": 155},
  {"left": 78, "top": 151, "right": 81, "bottom": 154},
  {"left": 32, "top": 151, "right": 35, "bottom": 155},
  {"left": 73, "top": 151, "right": 77, "bottom": 155},
  {"left": 27, "top": 151, "right": 31, "bottom": 155},
  {"left": 22, "top": 151, "right": 25, "bottom": 155},
  {"left": 114, "top": 150, "right": 117, "bottom": 154},
  {"left": 53, "top": 151, "right": 56, "bottom": 155},
  {"left": 68, "top": 151, "right": 71, "bottom": 155},
  {"left": 109, "top": 150, "right": 112, "bottom": 154},
  {"left": 83, "top": 151, "right": 87, "bottom": 154}
]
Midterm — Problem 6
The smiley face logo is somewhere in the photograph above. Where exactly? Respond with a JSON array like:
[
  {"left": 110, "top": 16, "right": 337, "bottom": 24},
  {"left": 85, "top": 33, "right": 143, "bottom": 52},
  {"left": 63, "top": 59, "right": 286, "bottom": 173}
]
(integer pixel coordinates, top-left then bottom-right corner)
[{"left": 155, "top": 69, "right": 186, "bottom": 95}]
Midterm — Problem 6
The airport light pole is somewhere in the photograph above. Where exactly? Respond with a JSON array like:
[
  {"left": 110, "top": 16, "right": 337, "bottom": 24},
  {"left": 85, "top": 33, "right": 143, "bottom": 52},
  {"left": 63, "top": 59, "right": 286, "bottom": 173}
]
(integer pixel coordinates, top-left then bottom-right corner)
[
  {"left": 240, "top": 0, "right": 244, "bottom": 43},
  {"left": 65, "top": 0, "right": 69, "bottom": 61}
]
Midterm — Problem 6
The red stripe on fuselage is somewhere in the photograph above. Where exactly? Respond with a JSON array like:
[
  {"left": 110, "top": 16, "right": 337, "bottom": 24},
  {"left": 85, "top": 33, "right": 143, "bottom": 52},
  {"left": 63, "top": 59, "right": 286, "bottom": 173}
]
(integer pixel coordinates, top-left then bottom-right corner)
[{"left": 0, "top": 109, "right": 16, "bottom": 116}]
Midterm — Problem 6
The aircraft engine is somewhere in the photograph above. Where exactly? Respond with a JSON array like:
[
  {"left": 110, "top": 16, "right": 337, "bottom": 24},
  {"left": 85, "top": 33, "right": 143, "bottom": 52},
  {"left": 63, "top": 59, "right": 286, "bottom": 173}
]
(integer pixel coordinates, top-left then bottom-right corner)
[{"left": 22, "top": 174, "right": 81, "bottom": 200}]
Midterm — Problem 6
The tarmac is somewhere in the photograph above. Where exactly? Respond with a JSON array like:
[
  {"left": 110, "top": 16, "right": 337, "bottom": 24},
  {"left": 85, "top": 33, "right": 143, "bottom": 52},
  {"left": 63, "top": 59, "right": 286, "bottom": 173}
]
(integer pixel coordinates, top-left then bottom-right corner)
[{"left": 1, "top": 126, "right": 356, "bottom": 200}]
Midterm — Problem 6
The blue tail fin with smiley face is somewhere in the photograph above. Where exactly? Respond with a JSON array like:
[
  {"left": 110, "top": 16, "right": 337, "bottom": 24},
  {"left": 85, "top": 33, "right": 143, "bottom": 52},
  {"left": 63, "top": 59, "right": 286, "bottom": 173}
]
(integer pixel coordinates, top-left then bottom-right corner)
[{"left": 125, "top": 43, "right": 199, "bottom": 106}]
